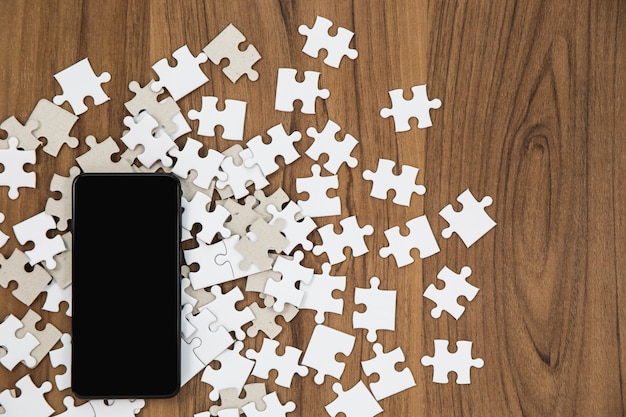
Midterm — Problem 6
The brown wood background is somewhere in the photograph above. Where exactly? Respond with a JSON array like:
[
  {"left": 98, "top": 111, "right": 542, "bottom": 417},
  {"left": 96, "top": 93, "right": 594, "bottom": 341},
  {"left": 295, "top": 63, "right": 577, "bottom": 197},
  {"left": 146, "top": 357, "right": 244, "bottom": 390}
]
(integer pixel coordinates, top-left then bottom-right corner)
[{"left": 0, "top": 1, "right": 624, "bottom": 416}]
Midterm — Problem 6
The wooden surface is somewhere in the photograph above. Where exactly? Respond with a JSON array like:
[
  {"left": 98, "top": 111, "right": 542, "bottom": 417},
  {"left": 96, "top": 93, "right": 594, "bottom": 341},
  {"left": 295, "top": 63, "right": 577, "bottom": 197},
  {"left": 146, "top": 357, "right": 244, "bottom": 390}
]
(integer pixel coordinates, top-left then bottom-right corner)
[{"left": 0, "top": 1, "right": 625, "bottom": 416}]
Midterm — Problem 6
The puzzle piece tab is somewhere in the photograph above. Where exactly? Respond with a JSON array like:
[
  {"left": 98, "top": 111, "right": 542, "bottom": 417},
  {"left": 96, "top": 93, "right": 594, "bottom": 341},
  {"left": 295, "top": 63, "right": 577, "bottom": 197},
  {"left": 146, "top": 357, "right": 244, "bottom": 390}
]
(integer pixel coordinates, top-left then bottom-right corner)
[{"left": 296, "top": 164, "right": 340, "bottom": 218}]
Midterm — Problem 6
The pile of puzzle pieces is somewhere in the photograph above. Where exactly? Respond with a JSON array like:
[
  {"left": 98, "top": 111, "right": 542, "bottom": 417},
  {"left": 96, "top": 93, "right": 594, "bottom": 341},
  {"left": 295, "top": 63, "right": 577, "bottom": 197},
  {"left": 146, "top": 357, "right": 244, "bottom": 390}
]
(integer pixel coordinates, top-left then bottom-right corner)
[{"left": 0, "top": 15, "right": 496, "bottom": 417}]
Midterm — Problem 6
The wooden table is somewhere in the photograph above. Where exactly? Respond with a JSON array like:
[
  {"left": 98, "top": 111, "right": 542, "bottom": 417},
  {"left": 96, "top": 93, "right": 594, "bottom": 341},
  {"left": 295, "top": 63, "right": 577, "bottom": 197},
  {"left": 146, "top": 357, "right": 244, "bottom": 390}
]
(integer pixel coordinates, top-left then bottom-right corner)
[{"left": 0, "top": 1, "right": 624, "bottom": 416}]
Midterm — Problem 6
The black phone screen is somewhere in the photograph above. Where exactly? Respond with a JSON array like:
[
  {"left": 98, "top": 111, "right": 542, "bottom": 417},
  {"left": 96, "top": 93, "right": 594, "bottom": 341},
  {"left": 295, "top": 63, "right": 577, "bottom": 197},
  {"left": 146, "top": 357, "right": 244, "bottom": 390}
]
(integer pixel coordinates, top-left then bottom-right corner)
[{"left": 72, "top": 173, "right": 181, "bottom": 399}]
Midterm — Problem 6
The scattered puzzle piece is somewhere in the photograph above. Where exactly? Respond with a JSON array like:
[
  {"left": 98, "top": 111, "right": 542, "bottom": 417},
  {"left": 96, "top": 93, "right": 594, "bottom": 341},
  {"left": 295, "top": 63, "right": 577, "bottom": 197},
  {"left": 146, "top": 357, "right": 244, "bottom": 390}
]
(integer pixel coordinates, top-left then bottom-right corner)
[
  {"left": 305, "top": 120, "right": 359, "bottom": 174},
  {"left": 253, "top": 188, "right": 290, "bottom": 221},
  {"left": 267, "top": 202, "right": 317, "bottom": 253},
  {"left": 28, "top": 98, "right": 79, "bottom": 157},
  {"left": 0, "top": 212, "right": 8, "bottom": 248},
  {"left": 0, "top": 136, "right": 36, "bottom": 199},
  {"left": 380, "top": 84, "right": 441, "bottom": 131},
  {"left": 246, "top": 337, "right": 308, "bottom": 387},
  {"left": 55, "top": 396, "right": 95, "bottom": 417},
  {"left": 235, "top": 218, "right": 287, "bottom": 271},
  {"left": 0, "top": 374, "right": 54, "bottom": 417},
  {"left": 275, "top": 68, "right": 329, "bottom": 114},
  {"left": 362, "top": 158, "right": 425, "bottom": 206},
  {"left": 299, "top": 262, "right": 346, "bottom": 324},
  {"left": 361, "top": 343, "right": 416, "bottom": 400},
  {"left": 53, "top": 58, "right": 111, "bottom": 115},
  {"left": 296, "top": 164, "right": 340, "bottom": 218},
  {"left": 313, "top": 215, "right": 374, "bottom": 265},
  {"left": 423, "top": 265, "right": 479, "bottom": 319},
  {"left": 0, "top": 249, "right": 52, "bottom": 306},
  {"left": 42, "top": 279, "right": 72, "bottom": 317},
  {"left": 75, "top": 135, "right": 133, "bottom": 173},
  {"left": 246, "top": 301, "right": 298, "bottom": 339},
  {"left": 13, "top": 211, "right": 66, "bottom": 269},
  {"left": 182, "top": 191, "right": 231, "bottom": 245},
  {"left": 188, "top": 96, "right": 247, "bottom": 141},
  {"left": 0, "top": 115, "right": 40, "bottom": 150},
  {"left": 264, "top": 250, "right": 313, "bottom": 312},
  {"left": 124, "top": 79, "right": 180, "bottom": 133},
  {"left": 325, "top": 381, "right": 382, "bottom": 417},
  {"left": 151, "top": 44, "right": 209, "bottom": 101},
  {"left": 46, "top": 231, "right": 72, "bottom": 288},
  {"left": 206, "top": 286, "right": 255, "bottom": 340},
  {"left": 439, "top": 188, "right": 496, "bottom": 247},
  {"left": 421, "top": 339, "right": 484, "bottom": 384},
  {"left": 201, "top": 341, "right": 255, "bottom": 401},
  {"left": 204, "top": 23, "right": 261, "bottom": 83},
  {"left": 298, "top": 15, "right": 358, "bottom": 68},
  {"left": 216, "top": 145, "right": 269, "bottom": 199},
  {"left": 220, "top": 195, "right": 263, "bottom": 237},
  {"left": 241, "top": 124, "right": 301, "bottom": 176},
  {"left": 45, "top": 166, "right": 80, "bottom": 231},
  {"left": 15, "top": 309, "right": 61, "bottom": 367},
  {"left": 379, "top": 215, "right": 440, "bottom": 267},
  {"left": 186, "top": 307, "right": 235, "bottom": 364},
  {"left": 302, "top": 324, "right": 355, "bottom": 384},
  {"left": 49, "top": 333, "right": 71, "bottom": 391},
  {"left": 121, "top": 111, "right": 176, "bottom": 169},
  {"left": 0, "top": 314, "right": 39, "bottom": 370},
  {"left": 353, "top": 277, "right": 396, "bottom": 342},
  {"left": 169, "top": 137, "right": 226, "bottom": 189}
]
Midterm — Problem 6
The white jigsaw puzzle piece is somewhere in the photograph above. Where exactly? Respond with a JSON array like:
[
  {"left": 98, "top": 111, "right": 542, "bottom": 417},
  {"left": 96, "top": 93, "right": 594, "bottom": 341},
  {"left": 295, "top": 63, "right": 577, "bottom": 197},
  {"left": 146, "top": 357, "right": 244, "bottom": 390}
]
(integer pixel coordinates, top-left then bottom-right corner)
[
  {"left": 0, "top": 374, "right": 54, "bottom": 417},
  {"left": 49, "top": 333, "right": 72, "bottom": 391},
  {"left": 298, "top": 15, "right": 358, "bottom": 68},
  {"left": 380, "top": 84, "right": 442, "bottom": 131},
  {"left": 42, "top": 280, "right": 72, "bottom": 317},
  {"left": 202, "top": 341, "right": 255, "bottom": 401},
  {"left": 151, "top": 44, "right": 209, "bottom": 101},
  {"left": 267, "top": 202, "right": 317, "bottom": 254},
  {"left": 296, "top": 164, "right": 341, "bottom": 218},
  {"left": 439, "top": 188, "right": 496, "bottom": 247},
  {"left": 206, "top": 286, "right": 255, "bottom": 340},
  {"left": 169, "top": 137, "right": 226, "bottom": 189},
  {"left": 421, "top": 339, "right": 484, "bottom": 384},
  {"left": 0, "top": 137, "right": 36, "bottom": 200},
  {"left": 305, "top": 119, "right": 358, "bottom": 174},
  {"left": 361, "top": 343, "right": 416, "bottom": 400},
  {"left": 89, "top": 399, "right": 145, "bottom": 417},
  {"left": 53, "top": 58, "right": 111, "bottom": 115},
  {"left": 121, "top": 111, "right": 176, "bottom": 169},
  {"left": 353, "top": 277, "right": 396, "bottom": 342},
  {"left": 28, "top": 98, "right": 79, "bottom": 157},
  {"left": 299, "top": 262, "right": 346, "bottom": 324},
  {"left": 55, "top": 396, "right": 95, "bottom": 417},
  {"left": 362, "top": 158, "right": 425, "bottom": 206},
  {"left": 423, "top": 265, "right": 479, "bottom": 319},
  {"left": 13, "top": 211, "right": 66, "bottom": 269},
  {"left": 312, "top": 215, "right": 374, "bottom": 265},
  {"left": 245, "top": 337, "right": 308, "bottom": 388},
  {"left": 301, "top": 324, "right": 355, "bottom": 384},
  {"left": 0, "top": 314, "right": 39, "bottom": 370},
  {"left": 325, "top": 381, "right": 382, "bottom": 417},
  {"left": 275, "top": 68, "right": 329, "bottom": 114},
  {"left": 188, "top": 96, "right": 247, "bottom": 141},
  {"left": 379, "top": 215, "right": 440, "bottom": 267},
  {"left": 242, "top": 123, "right": 301, "bottom": 176}
]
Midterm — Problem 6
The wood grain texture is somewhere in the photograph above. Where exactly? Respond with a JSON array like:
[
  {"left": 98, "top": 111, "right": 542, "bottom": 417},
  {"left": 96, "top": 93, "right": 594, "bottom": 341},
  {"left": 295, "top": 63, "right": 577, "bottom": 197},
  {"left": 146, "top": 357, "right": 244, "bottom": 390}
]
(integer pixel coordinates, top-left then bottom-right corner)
[{"left": 0, "top": 1, "right": 624, "bottom": 416}]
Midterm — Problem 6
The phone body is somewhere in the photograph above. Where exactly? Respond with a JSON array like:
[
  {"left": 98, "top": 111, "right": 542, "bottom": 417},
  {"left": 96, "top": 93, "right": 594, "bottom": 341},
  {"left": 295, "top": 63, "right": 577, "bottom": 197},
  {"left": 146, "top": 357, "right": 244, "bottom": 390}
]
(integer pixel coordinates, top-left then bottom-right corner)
[{"left": 71, "top": 173, "right": 181, "bottom": 399}]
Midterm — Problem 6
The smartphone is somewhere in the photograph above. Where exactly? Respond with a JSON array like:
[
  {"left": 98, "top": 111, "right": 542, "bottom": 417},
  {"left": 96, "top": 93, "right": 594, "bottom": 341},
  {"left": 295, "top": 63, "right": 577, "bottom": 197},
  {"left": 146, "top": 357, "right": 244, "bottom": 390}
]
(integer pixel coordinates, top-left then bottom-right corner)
[{"left": 72, "top": 173, "right": 181, "bottom": 399}]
